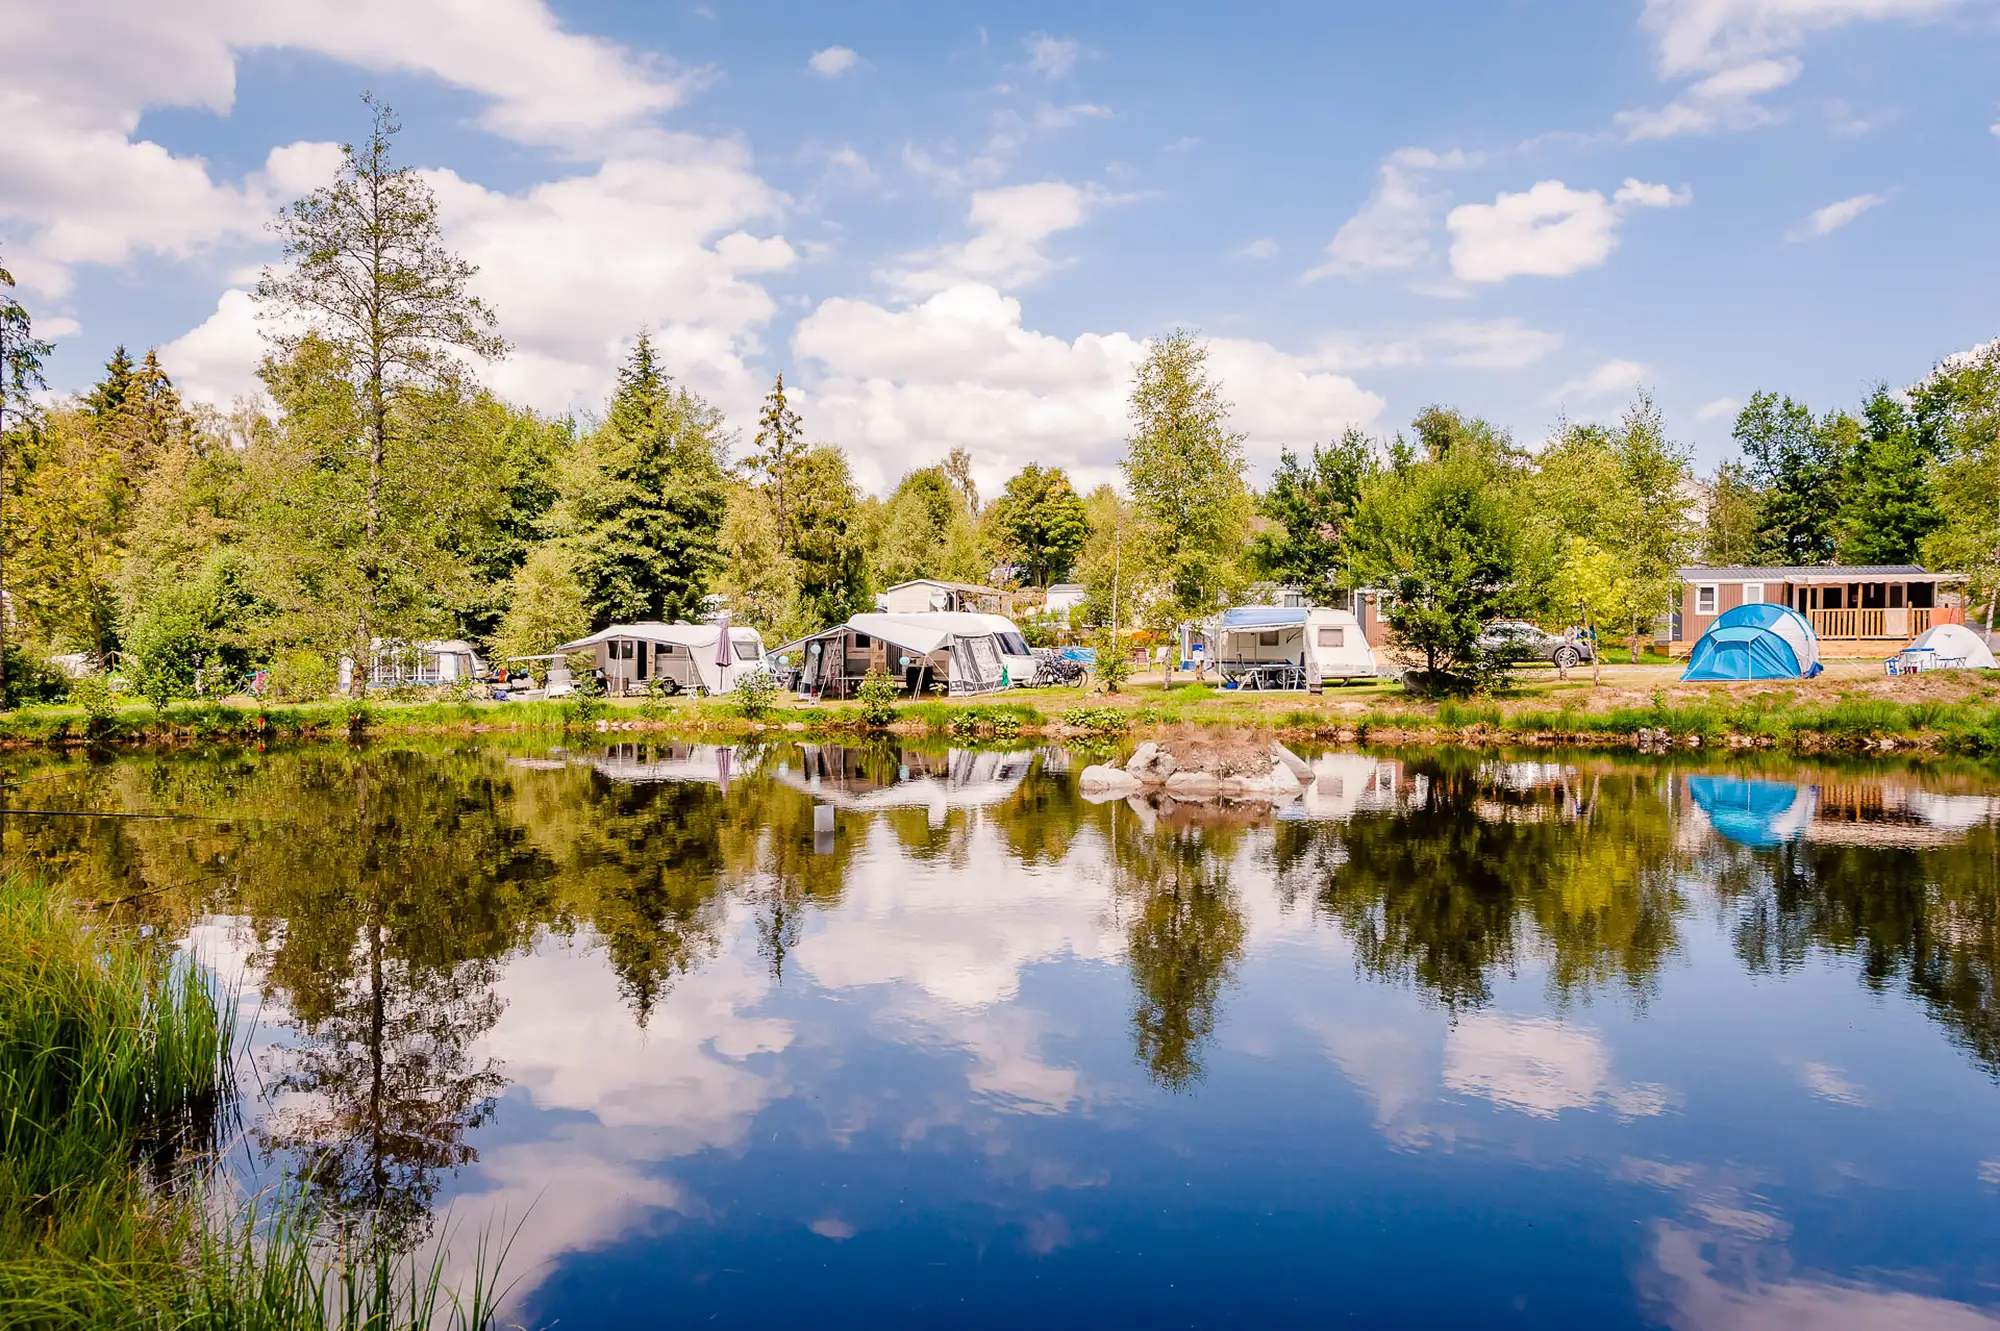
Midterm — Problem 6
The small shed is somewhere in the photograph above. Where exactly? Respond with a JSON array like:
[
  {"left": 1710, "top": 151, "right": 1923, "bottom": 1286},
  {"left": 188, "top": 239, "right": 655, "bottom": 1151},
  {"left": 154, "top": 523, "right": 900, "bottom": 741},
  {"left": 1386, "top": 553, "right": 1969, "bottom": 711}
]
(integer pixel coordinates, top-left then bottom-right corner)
[
  {"left": 1887, "top": 622, "right": 1998, "bottom": 673},
  {"left": 556, "top": 622, "right": 767, "bottom": 697},
  {"left": 877, "top": 579, "right": 1010, "bottom": 614},
  {"left": 1681, "top": 604, "right": 1823, "bottom": 682}
]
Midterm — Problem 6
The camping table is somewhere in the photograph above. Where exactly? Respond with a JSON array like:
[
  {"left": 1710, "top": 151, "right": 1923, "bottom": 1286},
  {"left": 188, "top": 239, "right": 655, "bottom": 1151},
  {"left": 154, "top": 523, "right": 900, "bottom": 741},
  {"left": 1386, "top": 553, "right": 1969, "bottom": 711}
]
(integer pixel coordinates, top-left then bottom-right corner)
[{"left": 1236, "top": 662, "right": 1305, "bottom": 691}]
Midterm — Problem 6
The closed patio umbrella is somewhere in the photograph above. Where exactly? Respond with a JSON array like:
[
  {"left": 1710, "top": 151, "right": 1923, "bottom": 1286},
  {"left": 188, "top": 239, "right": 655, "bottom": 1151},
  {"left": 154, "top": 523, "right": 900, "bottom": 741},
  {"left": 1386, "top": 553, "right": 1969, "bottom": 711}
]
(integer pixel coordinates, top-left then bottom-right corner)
[{"left": 715, "top": 612, "right": 734, "bottom": 668}]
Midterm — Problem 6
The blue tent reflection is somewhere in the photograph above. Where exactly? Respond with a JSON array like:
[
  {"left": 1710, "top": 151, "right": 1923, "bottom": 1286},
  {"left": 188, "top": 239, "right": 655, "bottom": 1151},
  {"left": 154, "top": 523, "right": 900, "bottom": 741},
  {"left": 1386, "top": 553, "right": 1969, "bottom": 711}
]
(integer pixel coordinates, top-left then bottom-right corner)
[{"left": 1687, "top": 775, "right": 1814, "bottom": 849}]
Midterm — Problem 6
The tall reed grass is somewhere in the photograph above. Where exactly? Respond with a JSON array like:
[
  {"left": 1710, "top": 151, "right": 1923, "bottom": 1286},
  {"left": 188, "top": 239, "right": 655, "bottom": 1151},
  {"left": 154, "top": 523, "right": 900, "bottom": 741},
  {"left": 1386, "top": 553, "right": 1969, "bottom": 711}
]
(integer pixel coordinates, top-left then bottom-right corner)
[{"left": 0, "top": 875, "right": 516, "bottom": 1330}]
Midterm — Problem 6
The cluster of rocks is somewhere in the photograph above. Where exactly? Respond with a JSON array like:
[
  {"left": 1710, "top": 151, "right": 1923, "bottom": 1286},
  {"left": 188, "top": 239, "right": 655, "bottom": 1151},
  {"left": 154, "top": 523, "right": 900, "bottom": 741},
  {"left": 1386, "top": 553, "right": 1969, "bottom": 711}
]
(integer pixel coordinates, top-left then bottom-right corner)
[{"left": 1079, "top": 740, "right": 1318, "bottom": 802}]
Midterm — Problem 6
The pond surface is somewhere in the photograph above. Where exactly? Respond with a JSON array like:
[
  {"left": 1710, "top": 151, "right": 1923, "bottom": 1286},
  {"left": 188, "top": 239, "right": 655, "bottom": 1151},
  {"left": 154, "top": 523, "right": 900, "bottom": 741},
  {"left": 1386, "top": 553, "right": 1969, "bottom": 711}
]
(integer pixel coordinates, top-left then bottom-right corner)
[{"left": 8, "top": 740, "right": 2000, "bottom": 1329}]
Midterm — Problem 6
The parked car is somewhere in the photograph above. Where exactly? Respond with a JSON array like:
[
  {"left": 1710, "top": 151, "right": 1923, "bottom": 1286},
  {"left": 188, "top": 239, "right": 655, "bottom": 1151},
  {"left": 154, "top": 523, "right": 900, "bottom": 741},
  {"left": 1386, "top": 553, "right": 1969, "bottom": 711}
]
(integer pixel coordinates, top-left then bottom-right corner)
[{"left": 1477, "top": 620, "right": 1592, "bottom": 669}]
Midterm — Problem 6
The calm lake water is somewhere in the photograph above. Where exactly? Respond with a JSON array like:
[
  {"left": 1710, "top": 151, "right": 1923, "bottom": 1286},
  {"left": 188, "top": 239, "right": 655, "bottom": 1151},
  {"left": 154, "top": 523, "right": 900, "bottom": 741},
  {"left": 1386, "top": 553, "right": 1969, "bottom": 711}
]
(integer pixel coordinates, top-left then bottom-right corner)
[{"left": 9, "top": 739, "right": 2000, "bottom": 1329}]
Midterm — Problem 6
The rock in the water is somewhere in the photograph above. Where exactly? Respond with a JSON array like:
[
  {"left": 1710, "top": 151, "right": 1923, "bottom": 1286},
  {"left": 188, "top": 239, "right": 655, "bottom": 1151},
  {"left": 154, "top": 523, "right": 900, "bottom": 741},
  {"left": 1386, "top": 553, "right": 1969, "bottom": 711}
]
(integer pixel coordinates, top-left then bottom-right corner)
[
  {"left": 1269, "top": 742, "right": 1315, "bottom": 785},
  {"left": 1164, "top": 769, "right": 1221, "bottom": 798},
  {"left": 1127, "top": 741, "right": 1177, "bottom": 783},
  {"left": 1079, "top": 764, "right": 1142, "bottom": 797}
]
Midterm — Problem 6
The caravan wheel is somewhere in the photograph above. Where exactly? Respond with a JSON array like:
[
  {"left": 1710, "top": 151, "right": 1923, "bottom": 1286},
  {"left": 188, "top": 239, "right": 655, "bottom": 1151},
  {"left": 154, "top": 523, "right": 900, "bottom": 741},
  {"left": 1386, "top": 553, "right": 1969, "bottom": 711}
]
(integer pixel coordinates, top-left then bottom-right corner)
[{"left": 658, "top": 677, "right": 681, "bottom": 697}]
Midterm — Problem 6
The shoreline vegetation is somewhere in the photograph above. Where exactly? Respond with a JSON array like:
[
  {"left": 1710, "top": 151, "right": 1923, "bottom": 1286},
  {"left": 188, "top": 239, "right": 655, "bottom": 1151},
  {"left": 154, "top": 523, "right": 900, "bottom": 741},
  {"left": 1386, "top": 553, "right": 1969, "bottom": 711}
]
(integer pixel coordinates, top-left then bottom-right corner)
[
  {"left": 0, "top": 875, "right": 510, "bottom": 1330},
  {"left": 4, "top": 666, "right": 2000, "bottom": 758}
]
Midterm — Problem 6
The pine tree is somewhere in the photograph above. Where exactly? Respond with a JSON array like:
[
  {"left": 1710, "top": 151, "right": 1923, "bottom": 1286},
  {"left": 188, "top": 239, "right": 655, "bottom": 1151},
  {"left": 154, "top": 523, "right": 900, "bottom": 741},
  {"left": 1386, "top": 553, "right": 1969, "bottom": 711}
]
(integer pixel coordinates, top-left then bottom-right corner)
[
  {"left": 748, "top": 372, "right": 806, "bottom": 544},
  {"left": 569, "top": 333, "right": 731, "bottom": 626},
  {"left": 86, "top": 345, "right": 136, "bottom": 418},
  {"left": 254, "top": 95, "right": 506, "bottom": 694}
]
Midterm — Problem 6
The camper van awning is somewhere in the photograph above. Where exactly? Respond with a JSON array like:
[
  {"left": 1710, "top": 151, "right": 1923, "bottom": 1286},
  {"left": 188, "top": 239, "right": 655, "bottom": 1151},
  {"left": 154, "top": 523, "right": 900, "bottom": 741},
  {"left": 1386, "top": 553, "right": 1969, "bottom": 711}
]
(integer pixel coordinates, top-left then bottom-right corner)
[
  {"left": 555, "top": 623, "right": 758, "bottom": 654},
  {"left": 775, "top": 612, "right": 1003, "bottom": 660},
  {"left": 1219, "top": 606, "right": 1307, "bottom": 631}
]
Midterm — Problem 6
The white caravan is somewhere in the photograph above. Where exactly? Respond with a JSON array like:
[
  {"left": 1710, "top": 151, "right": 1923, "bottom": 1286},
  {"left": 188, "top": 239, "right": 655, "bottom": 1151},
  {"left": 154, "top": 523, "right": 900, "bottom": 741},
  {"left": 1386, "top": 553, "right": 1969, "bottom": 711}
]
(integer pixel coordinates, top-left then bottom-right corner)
[
  {"left": 1208, "top": 606, "right": 1377, "bottom": 689},
  {"left": 556, "top": 622, "right": 767, "bottom": 696}
]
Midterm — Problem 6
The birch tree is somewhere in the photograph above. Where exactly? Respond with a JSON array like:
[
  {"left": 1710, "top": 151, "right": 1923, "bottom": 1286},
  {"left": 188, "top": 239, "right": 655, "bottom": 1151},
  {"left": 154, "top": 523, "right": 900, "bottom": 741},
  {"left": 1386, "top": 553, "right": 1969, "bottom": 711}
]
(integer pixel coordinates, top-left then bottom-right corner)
[{"left": 254, "top": 96, "right": 505, "bottom": 694}]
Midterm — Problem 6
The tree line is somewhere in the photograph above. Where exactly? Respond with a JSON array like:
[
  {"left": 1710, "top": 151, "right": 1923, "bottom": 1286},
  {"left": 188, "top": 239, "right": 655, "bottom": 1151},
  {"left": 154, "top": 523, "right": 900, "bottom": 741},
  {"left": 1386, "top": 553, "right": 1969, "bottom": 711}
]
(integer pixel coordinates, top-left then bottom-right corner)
[{"left": 0, "top": 97, "right": 1994, "bottom": 703}]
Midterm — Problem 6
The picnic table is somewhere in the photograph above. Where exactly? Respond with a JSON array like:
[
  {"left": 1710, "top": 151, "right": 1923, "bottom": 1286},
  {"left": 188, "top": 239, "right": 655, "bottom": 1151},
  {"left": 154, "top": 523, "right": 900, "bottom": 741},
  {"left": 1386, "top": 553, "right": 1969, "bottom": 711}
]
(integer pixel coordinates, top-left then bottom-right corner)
[{"left": 1227, "top": 661, "right": 1306, "bottom": 691}]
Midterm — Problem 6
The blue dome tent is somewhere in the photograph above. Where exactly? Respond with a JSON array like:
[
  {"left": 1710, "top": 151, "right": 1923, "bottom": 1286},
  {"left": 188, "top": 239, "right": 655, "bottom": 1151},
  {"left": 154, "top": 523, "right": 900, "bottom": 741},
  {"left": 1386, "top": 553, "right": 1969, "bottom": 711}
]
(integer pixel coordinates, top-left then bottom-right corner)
[{"left": 1681, "top": 603, "right": 1823, "bottom": 681}]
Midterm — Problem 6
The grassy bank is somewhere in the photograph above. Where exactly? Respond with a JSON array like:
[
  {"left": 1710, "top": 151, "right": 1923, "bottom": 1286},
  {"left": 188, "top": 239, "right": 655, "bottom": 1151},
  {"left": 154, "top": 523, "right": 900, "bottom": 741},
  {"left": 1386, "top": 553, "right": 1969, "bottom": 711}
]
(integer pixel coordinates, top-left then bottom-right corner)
[
  {"left": 5, "top": 663, "right": 2000, "bottom": 758},
  {"left": 0, "top": 876, "right": 509, "bottom": 1329}
]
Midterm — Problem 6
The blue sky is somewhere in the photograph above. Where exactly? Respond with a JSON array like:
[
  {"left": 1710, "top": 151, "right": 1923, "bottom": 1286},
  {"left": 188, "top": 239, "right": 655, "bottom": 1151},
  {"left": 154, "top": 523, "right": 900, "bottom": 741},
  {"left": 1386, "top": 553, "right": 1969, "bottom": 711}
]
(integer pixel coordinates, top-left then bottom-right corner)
[{"left": 3, "top": 0, "right": 1996, "bottom": 495}]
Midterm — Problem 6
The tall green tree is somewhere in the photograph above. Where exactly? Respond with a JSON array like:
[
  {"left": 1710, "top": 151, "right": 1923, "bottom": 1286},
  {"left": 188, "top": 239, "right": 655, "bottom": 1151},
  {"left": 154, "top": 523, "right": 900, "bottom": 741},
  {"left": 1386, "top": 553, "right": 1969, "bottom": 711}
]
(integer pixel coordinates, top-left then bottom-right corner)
[
  {"left": 1122, "top": 330, "right": 1250, "bottom": 676},
  {"left": 993, "top": 462, "right": 1090, "bottom": 586},
  {"left": 254, "top": 96, "right": 506, "bottom": 694},
  {"left": 1701, "top": 461, "right": 1763, "bottom": 564},
  {"left": 1248, "top": 429, "right": 1375, "bottom": 595},
  {"left": 567, "top": 334, "right": 730, "bottom": 626},
  {"left": 1347, "top": 439, "right": 1538, "bottom": 683},
  {"left": 1603, "top": 393, "right": 1693, "bottom": 662},
  {"left": 784, "top": 445, "right": 872, "bottom": 631},
  {"left": 1916, "top": 342, "right": 2000, "bottom": 627},
  {"left": 747, "top": 372, "right": 807, "bottom": 547},
  {"left": 1, "top": 255, "right": 56, "bottom": 704},
  {"left": 1836, "top": 385, "right": 1939, "bottom": 565},
  {"left": 1734, "top": 391, "right": 1847, "bottom": 565},
  {"left": 873, "top": 465, "right": 984, "bottom": 588}
]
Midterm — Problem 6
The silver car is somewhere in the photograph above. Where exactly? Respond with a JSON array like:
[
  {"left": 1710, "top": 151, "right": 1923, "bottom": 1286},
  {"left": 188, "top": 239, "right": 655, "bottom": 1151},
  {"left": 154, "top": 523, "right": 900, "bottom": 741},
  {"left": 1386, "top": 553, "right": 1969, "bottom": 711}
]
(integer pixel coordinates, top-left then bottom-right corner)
[{"left": 1478, "top": 620, "right": 1592, "bottom": 669}]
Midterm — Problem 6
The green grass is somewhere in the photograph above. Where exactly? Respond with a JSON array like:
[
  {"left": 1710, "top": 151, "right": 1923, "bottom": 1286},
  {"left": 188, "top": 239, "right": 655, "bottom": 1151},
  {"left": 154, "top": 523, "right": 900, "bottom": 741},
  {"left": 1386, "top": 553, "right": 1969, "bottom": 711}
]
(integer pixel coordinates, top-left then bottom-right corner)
[{"left": 0, "top": 875, "right": 515, "bottom": 1329}]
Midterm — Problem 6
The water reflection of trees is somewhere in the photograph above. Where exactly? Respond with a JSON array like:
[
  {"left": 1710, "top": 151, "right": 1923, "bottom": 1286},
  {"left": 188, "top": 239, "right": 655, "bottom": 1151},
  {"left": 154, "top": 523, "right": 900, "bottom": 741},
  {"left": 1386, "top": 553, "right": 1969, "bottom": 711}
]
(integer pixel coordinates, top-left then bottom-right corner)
[
  {"left": 1274, "top": 756, "right": 1687, "bottom": 1010},
  {"left": 1107, "top": 807, "right": 1248, "bottom": 1092},
  {"left": 1720, "top": 832, "right": 2000, "bottom": 1076}
]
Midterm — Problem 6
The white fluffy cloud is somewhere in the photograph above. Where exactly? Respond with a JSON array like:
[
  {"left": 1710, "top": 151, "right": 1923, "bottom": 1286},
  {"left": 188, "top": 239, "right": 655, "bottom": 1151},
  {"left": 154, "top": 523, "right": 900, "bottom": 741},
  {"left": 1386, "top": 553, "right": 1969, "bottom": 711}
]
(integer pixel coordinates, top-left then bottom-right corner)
[
  {"left": 881, "top": 181, "right": 1108, "bottom": 298},
  {"left": 793, "top": 283, "right": 1384, "bottom": 495},
  {"left": 1025, "top": 34, "right": 1079, "bottom": 78},
  {"left": 808, "top": 45, "right": 859, "bottom": 76},
  {"left": 1551, "top": 358, "right": 1651, "bottom": 403},
  {"left": 0, "top": 0, "right": 700, "bottom": 300},
  {"left": 1640, "top": 0, "right": 1960, "bottom": 76},
  {"left": 1697, "top": 395, "right": 1743, "bottom": 422},
  {"left": 2, "top": 1, "right": 798, "bottom": 415},
  {"left": 163, "top": 145, "right": 795, "bottom": 413},
  {"left": 1446, "top": 178, "right": 1688, "bottom": 283},
  {"left": 1786, "top": 192, "right": 1888, "bottom": 240},
  {"left": 1624, "top": 0, "right": 1957, "bottom": 139},
  {"left": 1316, "top": 318, "right": 1563, "bottom": 372},
  {"left": 1305, "top": 148, "right": 1470, "bottom": 281}
]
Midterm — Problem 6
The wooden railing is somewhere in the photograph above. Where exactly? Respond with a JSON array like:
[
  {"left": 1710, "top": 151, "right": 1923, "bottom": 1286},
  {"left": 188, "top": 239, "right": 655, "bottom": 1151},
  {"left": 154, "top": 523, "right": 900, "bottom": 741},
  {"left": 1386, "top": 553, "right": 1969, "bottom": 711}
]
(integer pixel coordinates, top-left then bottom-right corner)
[{"left": 1806, "top": 606, "right": 1960, "bottom": 640}]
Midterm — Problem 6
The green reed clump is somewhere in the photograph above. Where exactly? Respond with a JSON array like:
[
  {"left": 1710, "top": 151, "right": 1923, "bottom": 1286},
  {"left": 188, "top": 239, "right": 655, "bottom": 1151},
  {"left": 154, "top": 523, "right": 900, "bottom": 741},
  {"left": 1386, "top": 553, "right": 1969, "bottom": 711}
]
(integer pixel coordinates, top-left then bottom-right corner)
[{"left": 0, "top": 876, "right": 514, "bottom": 1330}]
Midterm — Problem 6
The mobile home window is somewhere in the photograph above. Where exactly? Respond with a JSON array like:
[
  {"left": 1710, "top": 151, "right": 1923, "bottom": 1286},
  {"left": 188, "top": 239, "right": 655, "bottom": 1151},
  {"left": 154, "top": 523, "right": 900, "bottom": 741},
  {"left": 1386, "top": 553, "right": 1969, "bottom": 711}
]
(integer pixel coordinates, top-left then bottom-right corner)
[
  {"left": 1695, "top": 585, "right": 1718, "bottom": 615},
  {"left": 1317, "top": 626, "right": 1344, "bottom": 648},
  {"left": 1258, "top": 630, "right": 1281, "bottom": 647},
  {"left": 852, "top": 634, "right": 871, "bottom": 648},
  {"left": 619, "top": 640, "right": 635, "bottom": 659},
  {"left": 1742, "top": 583, "right": 1764, "bottom": 604}
]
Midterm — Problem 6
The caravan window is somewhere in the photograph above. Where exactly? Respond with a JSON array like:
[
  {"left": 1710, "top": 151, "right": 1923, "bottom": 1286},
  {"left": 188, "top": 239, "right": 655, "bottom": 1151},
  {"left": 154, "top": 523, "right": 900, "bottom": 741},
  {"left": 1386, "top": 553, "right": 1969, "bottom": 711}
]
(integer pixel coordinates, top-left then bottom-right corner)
[
  {"left": 1258, "top": 630, "right": 1281, "bottom": 647},
  {"left": 852, "top": 634, "right": 872, "bottom": 648},
  {"left": 732, "top": 636, "right": 762, "bottom": 660},
  {"left": 618, "top": 640, "right": 635, "bottom": 660},
  {"left": 996, "top": 632, "right": 1029, "bottom": 656},
  {"left": 1317, "top": 626, "right": 1344, "bottom": 648}
]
